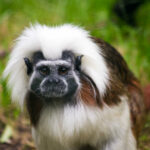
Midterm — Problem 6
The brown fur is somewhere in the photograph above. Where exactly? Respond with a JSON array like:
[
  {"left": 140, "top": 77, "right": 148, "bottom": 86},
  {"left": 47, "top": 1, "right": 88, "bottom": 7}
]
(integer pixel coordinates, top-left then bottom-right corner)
[
  {"left": 92, "top": 37, "right": 145, "bottom": 139},
  {"left": 26, "top": 91, "right": 44, "bottom": 126},
  {"left": 143, "top": 84, "right": 150, "bottom": 111},
  {"left": 79, "top": 74, "right": 100, "bottom": 107},
  {"left": 79, "top": 144, "right": 96, "bottom": 150},
  {"left": 128, "top": 80, "right": 145, "bottom": 139}
]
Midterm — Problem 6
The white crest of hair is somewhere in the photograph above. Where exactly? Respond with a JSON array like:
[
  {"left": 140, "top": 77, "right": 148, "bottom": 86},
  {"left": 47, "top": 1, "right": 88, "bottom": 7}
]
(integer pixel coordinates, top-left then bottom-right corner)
[
  {"left": 36, "top": 60, "right": 71, "bottom": 67},
  {"left": 32, "top": 96, "right": 136, "bottom": 150},
  {"left": 3, "top": 23, "right": 109, "bottom": 107}
]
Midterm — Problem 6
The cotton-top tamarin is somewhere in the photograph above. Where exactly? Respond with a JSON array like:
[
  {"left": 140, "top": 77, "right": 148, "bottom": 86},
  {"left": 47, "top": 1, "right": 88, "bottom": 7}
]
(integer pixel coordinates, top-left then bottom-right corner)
[{"left": 4, "top": 24, "right": 147, "bottom": 150}]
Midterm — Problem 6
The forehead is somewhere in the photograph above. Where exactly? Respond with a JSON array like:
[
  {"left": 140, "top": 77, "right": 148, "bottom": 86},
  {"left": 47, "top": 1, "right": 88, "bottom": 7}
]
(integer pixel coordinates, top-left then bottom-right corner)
[{"left": 36, "top": 60, "right": 71, "bottom": 67}]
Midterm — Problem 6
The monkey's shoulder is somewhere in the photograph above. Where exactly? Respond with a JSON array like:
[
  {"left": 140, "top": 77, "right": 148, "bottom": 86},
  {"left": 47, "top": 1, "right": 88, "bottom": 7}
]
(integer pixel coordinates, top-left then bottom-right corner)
[
  {"left": 92, "top": 37, "right": 145, "bottom": 138},
  {"left": 92, "top": 37, "right": 136, "bottom": 85}
]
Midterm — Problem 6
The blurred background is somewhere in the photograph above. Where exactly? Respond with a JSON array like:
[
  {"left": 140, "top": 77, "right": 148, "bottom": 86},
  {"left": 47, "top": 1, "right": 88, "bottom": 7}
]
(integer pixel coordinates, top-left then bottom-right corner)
[{"left": 0, "top": 0, "right": 150, "bottom": 149}]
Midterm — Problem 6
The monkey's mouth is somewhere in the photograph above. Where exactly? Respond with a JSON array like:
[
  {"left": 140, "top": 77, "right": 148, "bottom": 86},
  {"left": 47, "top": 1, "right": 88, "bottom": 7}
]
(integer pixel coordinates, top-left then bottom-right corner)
[{"left": 40, "top": 85, "right": 68, "bottom": 98}]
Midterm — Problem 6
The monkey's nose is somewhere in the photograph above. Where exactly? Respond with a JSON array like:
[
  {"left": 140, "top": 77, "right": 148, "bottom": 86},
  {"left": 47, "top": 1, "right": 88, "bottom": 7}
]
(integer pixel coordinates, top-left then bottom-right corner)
[
  {"left": 48, "top": 78, "right": 60, "bottom": 84},
  {"left": 53, "top": 78, "right": 60, "bottom": 84}
]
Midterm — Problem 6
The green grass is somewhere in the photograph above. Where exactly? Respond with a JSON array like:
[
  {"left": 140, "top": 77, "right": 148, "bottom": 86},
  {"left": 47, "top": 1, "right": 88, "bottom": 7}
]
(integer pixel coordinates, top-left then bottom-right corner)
[
  {"left": 0, "top": 0, "right": 150, "bottom": 149},
  {"left": 0, "top": 0, "right": 150, "bottom": 120}
]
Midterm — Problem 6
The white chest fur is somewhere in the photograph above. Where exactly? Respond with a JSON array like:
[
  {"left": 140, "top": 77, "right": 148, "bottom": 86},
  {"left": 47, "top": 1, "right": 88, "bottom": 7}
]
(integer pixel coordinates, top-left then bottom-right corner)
[{"left": 32, "top": 97, "right": 136, "bottom": 150}]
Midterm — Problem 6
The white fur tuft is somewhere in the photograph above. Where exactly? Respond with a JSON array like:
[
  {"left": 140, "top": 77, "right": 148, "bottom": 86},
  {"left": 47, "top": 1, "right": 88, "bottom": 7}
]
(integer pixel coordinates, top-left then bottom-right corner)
[
  {"left": 32, "top": 96, "right": 136, "bottom": 150},
  {"left": 3, "top": 24, "right": 109, "bottom": 107}
]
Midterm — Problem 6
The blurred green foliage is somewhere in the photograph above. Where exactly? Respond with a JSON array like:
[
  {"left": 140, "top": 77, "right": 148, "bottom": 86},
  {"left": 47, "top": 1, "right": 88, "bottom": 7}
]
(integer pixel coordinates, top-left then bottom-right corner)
[{"left": 0, "top": 0, "right": 150, "bottom": 109}]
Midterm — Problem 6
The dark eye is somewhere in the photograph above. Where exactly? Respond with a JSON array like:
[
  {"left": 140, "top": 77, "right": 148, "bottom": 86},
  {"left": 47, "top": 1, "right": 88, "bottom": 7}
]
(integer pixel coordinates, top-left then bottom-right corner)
[
  {"left": 58, "top": 66, "right": 69, "bottom": 75},
  {"left": 39, "top": 67, "right": 49, "bottom": 76}
]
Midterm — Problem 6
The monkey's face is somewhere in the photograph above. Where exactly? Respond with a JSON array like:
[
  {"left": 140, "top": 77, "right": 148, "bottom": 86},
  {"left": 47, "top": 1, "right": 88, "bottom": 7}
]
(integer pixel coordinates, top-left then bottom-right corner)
[
  {"left": 30, "top": 60, "right": 79, "bottom": 99},
  {"left": 24, "top": 51, "right": 82, "bottom": 102}
]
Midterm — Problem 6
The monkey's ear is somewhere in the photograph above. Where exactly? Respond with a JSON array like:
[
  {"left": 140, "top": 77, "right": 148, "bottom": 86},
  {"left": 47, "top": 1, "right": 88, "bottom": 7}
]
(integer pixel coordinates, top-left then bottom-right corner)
[
  {"left": 62, "top": 50, "right": 75, "bottom": 63},
  {"left": 75, "top": 55, "right": 83, "bottom": 71},
  {"left": 24, "top": 57, "right": 33, "bottom": 75}
]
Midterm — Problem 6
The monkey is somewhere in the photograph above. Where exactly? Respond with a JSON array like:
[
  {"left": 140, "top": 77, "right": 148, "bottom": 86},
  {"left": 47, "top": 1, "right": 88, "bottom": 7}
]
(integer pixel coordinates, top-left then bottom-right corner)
[{"left": 3, "top": 24, "right": 148, "bottom": 150}]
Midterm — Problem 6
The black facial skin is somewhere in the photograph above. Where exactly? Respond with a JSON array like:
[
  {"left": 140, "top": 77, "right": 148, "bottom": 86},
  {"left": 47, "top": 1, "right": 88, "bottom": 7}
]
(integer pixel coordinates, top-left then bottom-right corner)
[
  {"left": 24, "top": 50, "right": 83, "bottom": 105},
  {"left": 75, "top": 55, "right": 83, "bottom": 71},
  {"left": 24, "top": 57, "right": 33, "bottom": 75}
]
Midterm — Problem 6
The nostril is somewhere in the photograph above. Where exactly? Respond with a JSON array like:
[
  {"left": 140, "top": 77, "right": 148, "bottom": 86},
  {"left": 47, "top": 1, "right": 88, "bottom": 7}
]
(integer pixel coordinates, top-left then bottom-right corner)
[
  {"left": 54, "top": 79, "right": 60, "bottom": 83},
  {"left": 48, "top": 79, "right": 53, "bottom": 83},
  {"left": 48, "top": 78, "right": 60, "bottom": 84}
]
